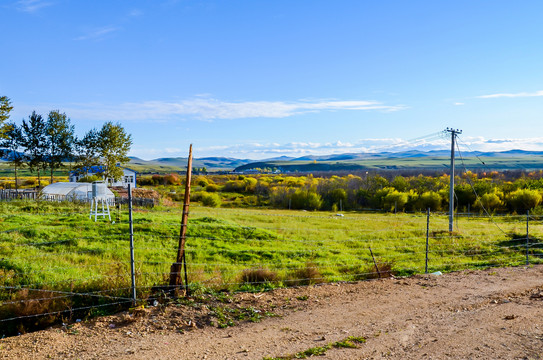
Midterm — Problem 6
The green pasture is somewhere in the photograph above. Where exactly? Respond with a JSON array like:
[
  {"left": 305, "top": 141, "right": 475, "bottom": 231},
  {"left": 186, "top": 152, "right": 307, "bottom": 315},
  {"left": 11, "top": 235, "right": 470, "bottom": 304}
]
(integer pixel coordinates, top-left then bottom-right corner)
[{"left": 1, "top": 200, "right": 542, "bottom": 301}]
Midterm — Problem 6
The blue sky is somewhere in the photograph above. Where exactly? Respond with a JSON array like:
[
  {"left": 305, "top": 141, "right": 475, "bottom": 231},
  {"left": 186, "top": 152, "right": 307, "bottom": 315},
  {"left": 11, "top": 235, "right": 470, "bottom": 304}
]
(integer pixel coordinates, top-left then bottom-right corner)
[{"left": 2, "top": 0, "right": 543, "bottom": 160}]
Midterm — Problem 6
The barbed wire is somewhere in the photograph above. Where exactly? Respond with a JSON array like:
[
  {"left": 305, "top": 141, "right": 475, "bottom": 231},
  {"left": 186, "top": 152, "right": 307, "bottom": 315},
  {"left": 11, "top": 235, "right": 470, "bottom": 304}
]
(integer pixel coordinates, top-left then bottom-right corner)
[{"left": 0, "top": 300, "right": 133, "bottom": 323}]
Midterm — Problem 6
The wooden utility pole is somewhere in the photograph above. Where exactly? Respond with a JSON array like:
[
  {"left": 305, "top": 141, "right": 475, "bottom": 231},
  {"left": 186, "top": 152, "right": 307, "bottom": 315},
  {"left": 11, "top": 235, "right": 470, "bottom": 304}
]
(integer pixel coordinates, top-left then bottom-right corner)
[
  {"left": 169, "top": 144, "right": 193, "bottom": 294},
  {"left": 445, "top": 128, "right": 462, "bottom": 232}
]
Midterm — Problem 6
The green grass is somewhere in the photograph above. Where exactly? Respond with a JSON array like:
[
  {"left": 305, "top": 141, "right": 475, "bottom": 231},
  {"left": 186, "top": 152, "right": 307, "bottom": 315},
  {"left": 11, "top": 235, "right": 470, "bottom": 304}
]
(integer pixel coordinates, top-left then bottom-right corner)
[
  {"left": 1, "top": 201, "right": 541, "bottom": 295},
  {"left": 238, "top": 154, "right": 543, "bottom": 172},
  {"left": 263, "top": 335, "right": 367, "bottom": 359},
  {"left": 1, "top": 200, "right": 542, "bottom": 335}
]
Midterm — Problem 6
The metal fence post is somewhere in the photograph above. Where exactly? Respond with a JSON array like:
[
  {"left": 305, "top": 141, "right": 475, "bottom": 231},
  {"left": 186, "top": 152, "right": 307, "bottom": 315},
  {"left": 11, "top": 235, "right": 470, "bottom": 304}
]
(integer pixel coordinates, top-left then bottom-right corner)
[
  {"left": 128, "top": 184, "right": 136, "bottom": 304},
  {"left": 425, "top": 208, "right": 430, "bottom": 274},
  {"left": 526, "top": 210, "right": 530, "bottom": 266}
]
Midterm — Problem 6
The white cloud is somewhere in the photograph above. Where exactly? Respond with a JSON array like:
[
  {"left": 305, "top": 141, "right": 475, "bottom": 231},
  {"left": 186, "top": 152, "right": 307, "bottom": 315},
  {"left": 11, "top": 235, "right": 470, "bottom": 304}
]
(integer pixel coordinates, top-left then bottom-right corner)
[
  {"left": 16, "top": 0, "right": 53, "bottom": 12},
  {"left": 477, "top": 90, "right": 543, "bottom": 99},
  {"left": 58, "top": 97, "right": 405, "bottom": 121},
  {"left": 189, "top": 136, "right": 543, "bottom": 160},
  {"left": 459, "top": 136, "right": 543, "bottom": 152},
  {"left": 129, "top": 135, "right": 543, "bottom": 160},
  {"left": 454, "top": 102, "right": 464, "bottom": 106},
  {"left": 75, "top": 26, "right": 120, "bottom": 41}
]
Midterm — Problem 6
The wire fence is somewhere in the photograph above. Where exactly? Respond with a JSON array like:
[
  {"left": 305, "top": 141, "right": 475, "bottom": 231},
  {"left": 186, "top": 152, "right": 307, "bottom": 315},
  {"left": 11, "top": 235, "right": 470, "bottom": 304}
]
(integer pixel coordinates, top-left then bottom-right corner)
[
  {"left": 1, "top": 199, "right": 543, "bottom": 337},
  {"left": 0, "top": 189, "right": 158, "bottom": 207}
]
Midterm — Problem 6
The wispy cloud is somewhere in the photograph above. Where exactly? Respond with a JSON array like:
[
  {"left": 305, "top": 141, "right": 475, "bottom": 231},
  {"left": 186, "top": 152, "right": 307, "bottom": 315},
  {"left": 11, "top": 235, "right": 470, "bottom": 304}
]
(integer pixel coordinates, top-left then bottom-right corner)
[
  {"left": 75, "top": 26, "right": 120, "bottom": 41},
  {"left": 477, "top": 90, "right": 543, "bottom": 99},
  {"left": 58, "top": 97, "right": 406, "bottom": 121},
  {"left": 16, "top": 0, "right": 53, "bottom": 13}
]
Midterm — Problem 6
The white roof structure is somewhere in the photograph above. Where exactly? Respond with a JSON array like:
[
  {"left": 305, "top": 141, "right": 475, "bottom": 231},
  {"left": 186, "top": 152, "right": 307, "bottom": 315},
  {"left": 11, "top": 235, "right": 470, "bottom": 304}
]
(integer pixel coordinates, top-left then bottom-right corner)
[{"left": 41, "top": 182, "right": 115, "bottom": 202}]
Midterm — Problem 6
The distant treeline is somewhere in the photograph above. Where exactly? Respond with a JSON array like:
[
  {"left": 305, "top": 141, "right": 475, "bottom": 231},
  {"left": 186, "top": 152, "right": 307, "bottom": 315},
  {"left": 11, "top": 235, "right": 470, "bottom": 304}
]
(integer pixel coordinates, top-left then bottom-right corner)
[{"left": 140, "top": 170, "right": 543, "bottom": 214}]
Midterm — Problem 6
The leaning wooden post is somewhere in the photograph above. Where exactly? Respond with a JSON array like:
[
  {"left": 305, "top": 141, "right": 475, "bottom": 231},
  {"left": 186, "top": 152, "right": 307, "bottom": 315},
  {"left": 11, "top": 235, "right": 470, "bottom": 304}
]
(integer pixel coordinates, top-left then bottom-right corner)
[
  {"left": 169, "top": 144, "right": 193, "bottom": 295},
  {"left": 369, "top": 247, "right": 381, "bottom": 278},
  {"left": 425, "top": 208, "right": 430, "bottom": 274}
]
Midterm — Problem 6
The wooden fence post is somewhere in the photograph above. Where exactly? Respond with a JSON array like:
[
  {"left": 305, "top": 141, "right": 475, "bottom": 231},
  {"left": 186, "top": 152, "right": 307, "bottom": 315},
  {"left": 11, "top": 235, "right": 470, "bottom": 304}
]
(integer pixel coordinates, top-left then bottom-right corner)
[{"left": 169, "top": 145, "right": 193, "bottom": 295}]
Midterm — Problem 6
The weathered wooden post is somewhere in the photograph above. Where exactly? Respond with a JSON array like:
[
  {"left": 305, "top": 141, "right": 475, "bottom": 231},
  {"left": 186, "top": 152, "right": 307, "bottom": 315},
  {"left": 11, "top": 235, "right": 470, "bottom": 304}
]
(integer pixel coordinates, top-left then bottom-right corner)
[{"left": 169, "top": 145, "right": 193, "bottom": 295}]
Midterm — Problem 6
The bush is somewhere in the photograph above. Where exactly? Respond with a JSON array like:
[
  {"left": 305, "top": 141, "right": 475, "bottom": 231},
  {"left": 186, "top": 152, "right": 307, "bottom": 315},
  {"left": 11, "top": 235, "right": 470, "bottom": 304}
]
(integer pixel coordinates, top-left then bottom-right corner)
[
  {"left": 240, "top": 268, "right": 278, "bottom": 284},
  {"left": 206, "top": 184, "right": 219, "bottom": 192},
  {"left": 195, "top": 177, "right": 208, "bottom": 187},
  {"left": 78, "top": 175, "right": 102, "bottom": 183},
  {"left": 163, "top": 173, "right": 181, "bottom": 186},
  {"left": 507, "top": 189, "right": 542, "bottom": 211},
  {"left": 475, "top": 192, "right": 503, "bottom": 212},
  {"left": 286, "top": 263, "right": 323, "bottom": 286},
  {"left": 200, "top": 192, "right": 222, "bottom": 207}
]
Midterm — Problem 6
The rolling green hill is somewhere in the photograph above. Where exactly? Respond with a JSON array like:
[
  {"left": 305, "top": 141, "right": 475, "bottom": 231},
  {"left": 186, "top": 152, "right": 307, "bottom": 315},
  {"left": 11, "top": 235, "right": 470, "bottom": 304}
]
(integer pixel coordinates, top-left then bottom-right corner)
[
  {"left": 127, "top": 156, "right": 254, "bottom": 173},
  {"left": 234, "top": 150, "right": 543, "bottom": 173}
]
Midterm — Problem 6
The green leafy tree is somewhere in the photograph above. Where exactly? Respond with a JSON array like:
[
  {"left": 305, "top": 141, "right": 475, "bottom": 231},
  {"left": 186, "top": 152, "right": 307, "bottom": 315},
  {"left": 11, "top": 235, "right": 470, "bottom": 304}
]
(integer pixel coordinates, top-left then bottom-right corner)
[
  {"left": 454, "top": 183, "right": 477, "bottom": 211},
  {"left": 290, "top": 189, "right": 322, "bottom": 210},
  {"left": 0, "top": 122, "right": 25, "bottom": 190},
  {"left": 98, "top": 122, "right": 132, "bottom": 184},
  {"left": 391, "top": 176, "right": 409, "bottom": 192},
  {"left": 0, "top": 96, "right": 13, "bottom": 138},
  {"left": 21, "top": 111, "right": 48, "bottom": 187},
  {"left": 46, "top": 110, "right": 75, "bottom": 184},
  {"left": 418, "top": 191, "right": 442, "bottom": 211},
  {"left": 328, "top": 188, "right": 347, "bottom": 210},
  {"left": 75, "top": 129, "right": 101, "bottom": 175},
  {"left": 383, "top": 189, "right": 409, "bottom": 212}
]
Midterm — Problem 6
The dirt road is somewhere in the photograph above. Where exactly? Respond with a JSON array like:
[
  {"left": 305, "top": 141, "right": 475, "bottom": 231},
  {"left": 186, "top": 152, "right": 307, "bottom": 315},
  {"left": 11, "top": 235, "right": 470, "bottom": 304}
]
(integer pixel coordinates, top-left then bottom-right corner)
[{"left": 2, "top": 266, "right": 543, "bottom": 359}]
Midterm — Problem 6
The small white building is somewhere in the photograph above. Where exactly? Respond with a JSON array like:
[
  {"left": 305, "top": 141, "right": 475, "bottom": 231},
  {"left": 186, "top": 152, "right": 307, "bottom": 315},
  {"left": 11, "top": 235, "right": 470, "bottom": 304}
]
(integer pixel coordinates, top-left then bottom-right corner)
[
  {"left": 41, "top": 182, "right": 115, "bottom": 203},
  {"left": 111, "top": 167, "right": 137, "bottom": 188}
]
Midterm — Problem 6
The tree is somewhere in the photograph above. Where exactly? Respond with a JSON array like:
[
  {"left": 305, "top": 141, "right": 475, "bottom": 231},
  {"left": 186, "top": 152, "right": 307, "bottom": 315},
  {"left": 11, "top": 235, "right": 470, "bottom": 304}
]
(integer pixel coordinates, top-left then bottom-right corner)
[
  {"left": 0, "top": 122, "right": 25, "bottom": 191},
  {"left": 383, "top": 189, "right": 409, "bottom": 212},
  {"left": 0, "top": 96, "right": 13, "bottom": 138},
  {"left": 418, "top": 191, "right": 442, "bottom": 211},
  {"left": 21, "top": 111, "right": 48, "bottom": 187},
  {"left": 98, "top": 122, "right": 132, "bottom": 184},
  {"left": 46, "top": 110, "right": 75, "bottom": 184},
  {"left": 75, "top": 128, "right": 101, "bottom": 175}
]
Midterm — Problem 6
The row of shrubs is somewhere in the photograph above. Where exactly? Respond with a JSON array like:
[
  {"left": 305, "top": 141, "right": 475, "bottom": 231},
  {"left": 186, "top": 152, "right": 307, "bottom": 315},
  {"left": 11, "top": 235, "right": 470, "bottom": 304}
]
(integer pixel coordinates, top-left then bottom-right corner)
[{"left": 151, "top": 172, "right": 543, "bottom": 213}]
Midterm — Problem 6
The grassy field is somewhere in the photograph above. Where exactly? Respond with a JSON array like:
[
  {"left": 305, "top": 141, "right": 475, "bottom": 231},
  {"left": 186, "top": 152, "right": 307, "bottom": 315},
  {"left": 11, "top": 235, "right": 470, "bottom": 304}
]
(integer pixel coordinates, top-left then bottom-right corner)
[
  {"left": 235, "top": 154, "right": 543, "bottom": 172},
  {"left": 1, "top": 199, "right": 542, "bottom": 336},
  {"left": 1, "top": 200, "right": 541, "bottom": 296}
]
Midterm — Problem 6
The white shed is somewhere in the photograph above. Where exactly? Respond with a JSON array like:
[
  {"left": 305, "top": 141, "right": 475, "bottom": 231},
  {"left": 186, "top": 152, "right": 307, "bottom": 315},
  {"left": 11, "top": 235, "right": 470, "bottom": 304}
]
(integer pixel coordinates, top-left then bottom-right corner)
[{"left": 41, "top": 182, "right": 115, "bottom": 202}]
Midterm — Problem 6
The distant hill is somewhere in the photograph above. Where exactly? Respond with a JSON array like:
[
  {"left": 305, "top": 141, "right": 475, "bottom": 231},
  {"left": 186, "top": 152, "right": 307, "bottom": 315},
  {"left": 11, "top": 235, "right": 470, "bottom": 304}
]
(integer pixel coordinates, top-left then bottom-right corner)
[
  {"left": 126, "top": 156, "right": 254, "bottom": 173},
  {"left": 2, "top": 149, "right": 543, "bottom": 174},
  {"left": 233, "top": 149, "right": 543, "bottom": 173}
]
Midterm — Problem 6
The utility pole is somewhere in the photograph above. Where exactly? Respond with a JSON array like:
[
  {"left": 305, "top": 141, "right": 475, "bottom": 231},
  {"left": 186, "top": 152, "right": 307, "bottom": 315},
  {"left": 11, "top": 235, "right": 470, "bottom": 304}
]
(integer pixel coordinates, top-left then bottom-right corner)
[{"left": 445, "top": 128, "right": 462, "bottom": 232}]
